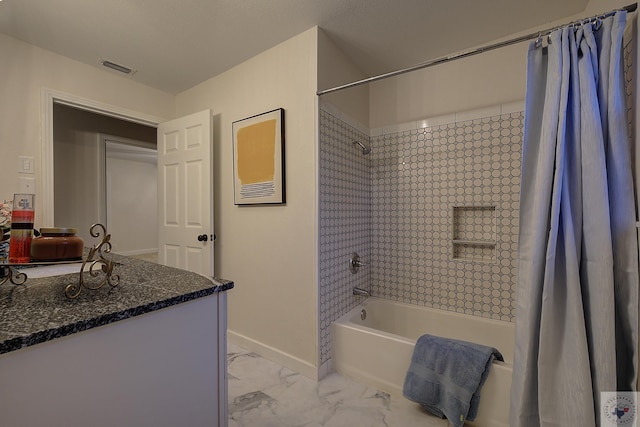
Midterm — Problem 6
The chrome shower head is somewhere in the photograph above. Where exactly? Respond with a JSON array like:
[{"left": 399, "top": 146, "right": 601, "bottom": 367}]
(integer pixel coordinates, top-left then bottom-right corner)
[{"left": 353, "top": 140, "right": 371, "bottom": 155}]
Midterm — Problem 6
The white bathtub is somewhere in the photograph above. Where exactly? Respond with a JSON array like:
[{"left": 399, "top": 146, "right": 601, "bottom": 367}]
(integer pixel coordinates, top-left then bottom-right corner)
[{"left": 332, "top": 297, "right": 514, "bottom": 427}]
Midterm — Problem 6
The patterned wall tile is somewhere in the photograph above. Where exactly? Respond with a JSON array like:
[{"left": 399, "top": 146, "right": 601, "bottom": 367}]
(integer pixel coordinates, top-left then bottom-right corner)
[
  {"left": 318, "top": 109, "right": 372, "bottom": 365},
  {"left": 318, "top": 106, "right": 523, "bottom": 366},
  {"left": 369, "top": 113, "right": 522, "bottom": 322}
]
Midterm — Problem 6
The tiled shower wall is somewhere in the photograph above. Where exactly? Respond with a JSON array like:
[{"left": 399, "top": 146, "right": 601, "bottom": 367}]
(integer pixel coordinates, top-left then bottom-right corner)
[
  {"left": 318, "top": 103, "right": 523, "bottom": 366},
  {"left": 369, "top": 111, "right": 523, "bottom": 322},
  {"left": 318, "top": 108, "right": 371, "bottom": 366}
]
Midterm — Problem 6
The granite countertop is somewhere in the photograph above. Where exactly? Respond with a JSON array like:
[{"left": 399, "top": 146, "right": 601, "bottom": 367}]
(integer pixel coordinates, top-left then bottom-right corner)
[{"left": 0, "top": 254, "right": 233, "bottom": 355}]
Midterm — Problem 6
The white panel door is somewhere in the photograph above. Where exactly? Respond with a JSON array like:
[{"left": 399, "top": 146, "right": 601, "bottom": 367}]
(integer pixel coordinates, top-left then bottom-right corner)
[{"left": 157, "top": 110, "right": 213, "bottom": 276}]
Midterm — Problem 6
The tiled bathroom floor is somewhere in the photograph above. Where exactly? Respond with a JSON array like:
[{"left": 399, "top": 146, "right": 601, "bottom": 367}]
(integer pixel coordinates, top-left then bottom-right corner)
[
  {"left": 127, "top": 252, "right": 158, "bottom": 263},
  {"left": 227, "top": 342, "right": 449, "bottom": 427}
]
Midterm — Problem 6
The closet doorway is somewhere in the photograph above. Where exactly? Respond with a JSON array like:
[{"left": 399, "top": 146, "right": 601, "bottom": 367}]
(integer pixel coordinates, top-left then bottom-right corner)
[{"left": 53, "top": 104, "right": 158, "bottom": 261}]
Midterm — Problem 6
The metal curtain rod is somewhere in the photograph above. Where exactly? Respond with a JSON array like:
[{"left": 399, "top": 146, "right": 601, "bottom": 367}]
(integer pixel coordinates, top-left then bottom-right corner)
[{"left": 317, "top": 3, "right": 638, "bottom": 96}]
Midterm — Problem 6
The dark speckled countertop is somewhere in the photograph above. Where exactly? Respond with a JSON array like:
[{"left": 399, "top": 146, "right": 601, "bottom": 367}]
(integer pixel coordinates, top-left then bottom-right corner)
[{"left": 0, "top": 253, "right": 233, "bottom": 355}]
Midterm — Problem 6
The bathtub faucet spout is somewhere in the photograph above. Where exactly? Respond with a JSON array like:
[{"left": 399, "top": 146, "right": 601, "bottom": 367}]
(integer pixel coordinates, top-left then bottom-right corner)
[{"left": 353, "top": 287, "right": 370, "bottom": 297}]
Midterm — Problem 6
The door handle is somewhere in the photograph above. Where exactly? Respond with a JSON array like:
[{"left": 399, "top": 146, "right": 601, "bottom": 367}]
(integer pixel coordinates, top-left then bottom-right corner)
[{"left": 197, "top": 234, "right": 208, "bottom": 242}]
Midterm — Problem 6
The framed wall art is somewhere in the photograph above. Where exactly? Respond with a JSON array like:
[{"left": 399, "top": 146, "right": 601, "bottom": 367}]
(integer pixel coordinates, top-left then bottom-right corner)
[{"left": 232, "top": 108, "right": 285, "bottom": 205}]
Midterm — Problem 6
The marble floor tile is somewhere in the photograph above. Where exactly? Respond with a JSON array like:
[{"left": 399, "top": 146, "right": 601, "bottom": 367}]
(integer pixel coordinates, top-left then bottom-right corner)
[
  {"left": 228, "top": 342, "right": 449, "bottom": 427},
  {"left": 127, "top": 252, "right": 158, "bottom": 263}
]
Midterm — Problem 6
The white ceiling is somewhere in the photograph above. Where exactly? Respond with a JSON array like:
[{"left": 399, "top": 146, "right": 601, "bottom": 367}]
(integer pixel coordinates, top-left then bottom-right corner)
[{"left": 0, "top": 0, "right": 590, "bottom": 94}]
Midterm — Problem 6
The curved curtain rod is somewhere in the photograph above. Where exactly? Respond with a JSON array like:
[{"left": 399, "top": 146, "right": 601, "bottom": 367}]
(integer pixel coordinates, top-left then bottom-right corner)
[{"left": 317, "top": 3, "right": 637, "bottom": 96}]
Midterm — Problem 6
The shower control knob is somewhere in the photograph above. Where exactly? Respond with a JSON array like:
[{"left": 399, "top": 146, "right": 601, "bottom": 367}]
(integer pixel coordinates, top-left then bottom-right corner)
[
  {"left": 349, "top": 252, "right": 369, "bottom": 274},
  {"left": 197, "top": 234, "right": 208, "bottom": 242}
]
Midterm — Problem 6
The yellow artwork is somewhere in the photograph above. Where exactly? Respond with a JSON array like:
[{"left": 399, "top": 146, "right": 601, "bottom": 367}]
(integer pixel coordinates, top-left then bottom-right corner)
[
  {"left": 236, "top": 119, "right": 276, "bottom": 184},
  {"left": 233, "top": 108, "right": 285, "bottom": 205}
]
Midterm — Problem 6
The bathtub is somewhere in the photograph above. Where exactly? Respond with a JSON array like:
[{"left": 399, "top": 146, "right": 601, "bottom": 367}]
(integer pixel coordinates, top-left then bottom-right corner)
[{"left": 332, "top": 297, "right": 514, "bottom": 427}]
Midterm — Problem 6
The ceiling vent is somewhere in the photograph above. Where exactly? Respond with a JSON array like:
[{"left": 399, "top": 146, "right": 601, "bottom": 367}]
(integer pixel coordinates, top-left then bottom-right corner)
[{"left": 99, "top": 59, "right": 137, "bottom": 75}]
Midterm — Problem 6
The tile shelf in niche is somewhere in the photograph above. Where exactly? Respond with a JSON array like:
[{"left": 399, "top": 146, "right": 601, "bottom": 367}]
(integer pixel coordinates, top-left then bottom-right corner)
[
  {"left": 452, "top": 205, "right": 497, "bottom": 262},
  {"left": 452, "top": 239, "right": 496, "bottom": 246},
  {"left": 452, "top": 241, "right": 497, "bottom": 263}
]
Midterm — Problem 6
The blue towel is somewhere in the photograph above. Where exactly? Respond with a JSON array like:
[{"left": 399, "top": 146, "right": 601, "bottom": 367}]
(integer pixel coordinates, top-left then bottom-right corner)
[{"left": 402, "top": 334, "right": 503, "bottom": 427}]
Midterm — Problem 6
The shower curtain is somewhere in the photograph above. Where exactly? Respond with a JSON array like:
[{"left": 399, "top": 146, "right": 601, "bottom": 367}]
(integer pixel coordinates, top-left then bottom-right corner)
[{"left": 510, "top": 10, "right": 639, "bottom": 427}]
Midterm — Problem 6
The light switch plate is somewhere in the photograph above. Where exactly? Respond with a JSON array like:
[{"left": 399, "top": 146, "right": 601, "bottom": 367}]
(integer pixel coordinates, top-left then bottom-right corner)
[
  {"left": 18, "top": 156, "right": 34, "bottom": 174},
  {"left": 19, "top": 176, "right": 35, "bottom": 193}
]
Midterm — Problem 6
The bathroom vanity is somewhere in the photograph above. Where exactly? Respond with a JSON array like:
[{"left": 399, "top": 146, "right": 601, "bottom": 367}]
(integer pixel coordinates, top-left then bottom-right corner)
[{"left": 0, "top": 254, "right": 233, "bottom": 427}]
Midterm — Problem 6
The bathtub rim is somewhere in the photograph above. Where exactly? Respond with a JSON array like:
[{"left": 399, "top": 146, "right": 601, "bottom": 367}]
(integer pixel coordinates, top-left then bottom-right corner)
[
  {"left": 331, "top": 296, "right": 515, "bottom": 427},
  {"left": 333, "top": 296, "right": 515, "bottom": 368}
]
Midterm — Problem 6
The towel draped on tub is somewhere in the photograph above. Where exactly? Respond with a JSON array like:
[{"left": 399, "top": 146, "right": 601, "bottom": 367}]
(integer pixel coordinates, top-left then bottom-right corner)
[{"left": 402, "top": 334, "right": 503, "bottom": 427}]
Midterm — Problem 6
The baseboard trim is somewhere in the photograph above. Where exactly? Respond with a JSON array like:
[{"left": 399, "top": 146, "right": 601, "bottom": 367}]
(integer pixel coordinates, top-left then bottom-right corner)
[
  {"left": 228, "top": 330, "right": 318, "bottom": 380},
  {"left": 318, "top": 358, "right": 333, "bottom": 380}
]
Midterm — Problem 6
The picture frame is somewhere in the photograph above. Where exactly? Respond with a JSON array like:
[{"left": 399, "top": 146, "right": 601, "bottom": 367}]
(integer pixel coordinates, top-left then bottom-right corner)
[{"left": 232, "top": 108, "right": 286, "bottom": 205}]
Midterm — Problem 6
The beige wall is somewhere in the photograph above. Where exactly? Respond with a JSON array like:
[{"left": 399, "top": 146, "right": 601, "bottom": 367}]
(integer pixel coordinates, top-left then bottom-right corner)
[
  {"left": 584, "top": 0, "right": 633, "bottom": 14},
  {"left": 317, "top": 29, "right": 370, "bottom": 128},
  {"left": 368, "top": 39, "right": 527, "bottom": 128},
  {"left": 106, "top": 153, "right": 158, "bottom": 256},
  {"left": 175, "top": 28, "right": 319, "bottom": 375},
  {"left": 53, "top": 126, "right": 102, "bottom": 244},
  {"left": 0, "top": 33, "right": 174, "bottom": 226},
  {"left": 369, "top": 0, "right": 631, "bottom": 129}
]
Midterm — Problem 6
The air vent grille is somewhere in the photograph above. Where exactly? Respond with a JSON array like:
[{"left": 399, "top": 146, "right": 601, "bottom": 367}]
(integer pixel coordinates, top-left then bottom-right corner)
[{"left": 99, "top": 59, "right": 136, "bottom": 75}]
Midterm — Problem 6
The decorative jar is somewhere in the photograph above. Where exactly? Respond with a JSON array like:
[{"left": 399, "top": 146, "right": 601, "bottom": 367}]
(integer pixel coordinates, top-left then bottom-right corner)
[{"left": 30, "top": 228, "right": 84, "bottom": 262}]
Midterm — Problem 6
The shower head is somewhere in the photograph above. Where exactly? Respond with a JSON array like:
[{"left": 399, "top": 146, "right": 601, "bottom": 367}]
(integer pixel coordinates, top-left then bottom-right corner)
[{"left": 353, "top": 140, "right": 371, "bottom": 155}]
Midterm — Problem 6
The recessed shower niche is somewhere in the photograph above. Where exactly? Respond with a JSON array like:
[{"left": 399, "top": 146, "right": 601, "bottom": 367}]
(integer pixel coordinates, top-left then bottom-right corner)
[{"left": 452, "top": 205, "right": 497, "bottom": 262}]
